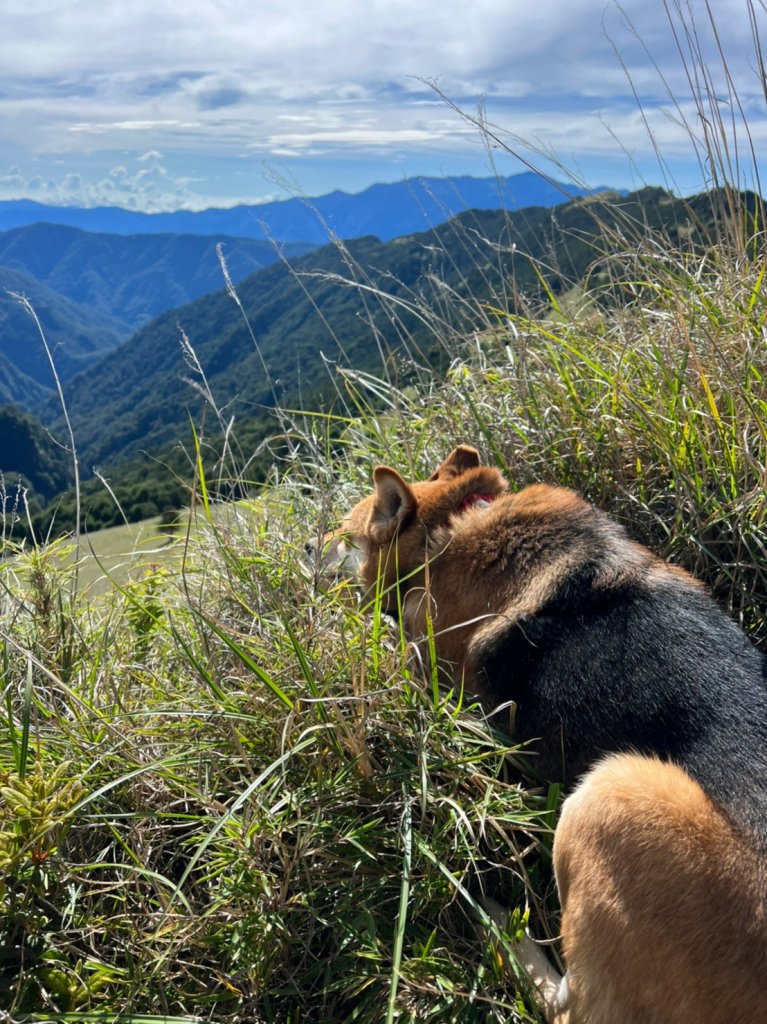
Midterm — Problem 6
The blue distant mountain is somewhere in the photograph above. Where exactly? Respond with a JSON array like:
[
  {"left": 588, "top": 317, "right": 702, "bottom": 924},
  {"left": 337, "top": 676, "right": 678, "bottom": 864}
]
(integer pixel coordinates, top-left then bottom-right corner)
[
  {"left": 0, "top": 223, "right": 315, "bottom": 331},
  {"left": 0, "top": 173, "right": 620, "bottom": 244}
]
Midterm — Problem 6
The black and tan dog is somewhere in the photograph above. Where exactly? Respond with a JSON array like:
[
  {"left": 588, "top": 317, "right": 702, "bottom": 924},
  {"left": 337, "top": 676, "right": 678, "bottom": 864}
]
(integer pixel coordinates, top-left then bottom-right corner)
[{"left": 320, "top": 445, "right": 767, "bottom": 1023}]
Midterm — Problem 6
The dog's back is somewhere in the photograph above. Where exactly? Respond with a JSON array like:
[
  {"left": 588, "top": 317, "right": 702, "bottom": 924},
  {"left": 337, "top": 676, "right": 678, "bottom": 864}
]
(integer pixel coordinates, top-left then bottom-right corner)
[
  {"left": 374, "top": 469, "right": 767, "bottom": 846},
  {"left": 467, "top": 497, "right": 767, "bottom": 845}
]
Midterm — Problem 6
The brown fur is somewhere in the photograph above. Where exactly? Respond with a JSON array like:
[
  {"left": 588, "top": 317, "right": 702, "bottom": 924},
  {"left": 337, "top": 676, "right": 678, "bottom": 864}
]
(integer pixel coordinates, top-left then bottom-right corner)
[
  {"left": 554, "top": 754, "right": 767, "bottom": 1024},
  {"left": 328, "top": 447, "right": 661, "bottom": 707},
  {"left": 321, "top": 446, "right": 767, "bottom": 1023}
]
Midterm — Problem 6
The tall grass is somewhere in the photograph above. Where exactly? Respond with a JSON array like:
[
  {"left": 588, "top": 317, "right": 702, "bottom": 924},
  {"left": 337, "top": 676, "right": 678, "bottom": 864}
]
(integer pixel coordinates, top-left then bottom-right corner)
[
  {"left": 0, "top": 484, "right": 553, "bottom": 1022},
  {"left": 3, "top": 209, "right": 766, "bottom": 1019},
  {"left": 2, "top": 4, "right": 767, "bottom": 1021}
]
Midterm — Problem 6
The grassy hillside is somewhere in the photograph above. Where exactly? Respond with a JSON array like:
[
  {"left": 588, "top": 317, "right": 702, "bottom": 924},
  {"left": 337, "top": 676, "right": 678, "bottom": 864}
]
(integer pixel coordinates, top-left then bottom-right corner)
[{"left": 0, "top": 178, "right": 765, "bottom": 1021}]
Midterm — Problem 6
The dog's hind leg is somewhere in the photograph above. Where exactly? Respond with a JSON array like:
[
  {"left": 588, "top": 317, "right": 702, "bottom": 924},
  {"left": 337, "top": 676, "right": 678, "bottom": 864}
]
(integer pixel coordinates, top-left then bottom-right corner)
[
  {"left": 481, "top": 895, "right": 569, "bottom": 1022},
  {"left": 553, "top": 753, "right": 767, "bottom": 1024}
]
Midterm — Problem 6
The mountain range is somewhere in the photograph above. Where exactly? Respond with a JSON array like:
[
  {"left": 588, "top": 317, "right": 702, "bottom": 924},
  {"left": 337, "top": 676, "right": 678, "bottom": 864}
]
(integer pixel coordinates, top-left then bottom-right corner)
[
  {"left": 0, "top": 171, "right": 612, "bottom": 414},
  {"left": 0, "top": 173, "right": 612, "bottom": 244},
  {"left": 2, "top": 180, "right": 753, "bottom": 535},
  {"left": 0, "top": 224, "right": 315, "bottom": 331},
  {"left": 0, "top": 226, "right": 314, "bottom": 408},
  {"left": 46, "top": 187, "right": 729, "bottom": 471}
]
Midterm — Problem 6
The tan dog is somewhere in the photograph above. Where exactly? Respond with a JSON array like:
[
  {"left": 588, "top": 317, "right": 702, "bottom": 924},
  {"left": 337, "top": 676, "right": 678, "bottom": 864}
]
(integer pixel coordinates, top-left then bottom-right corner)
[{"left": 321, "top": 446, "right": 767, "bottom": 1023}]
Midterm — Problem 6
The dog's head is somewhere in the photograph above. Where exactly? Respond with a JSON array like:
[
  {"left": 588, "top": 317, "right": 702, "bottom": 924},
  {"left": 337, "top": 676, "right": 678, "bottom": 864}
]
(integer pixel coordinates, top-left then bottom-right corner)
[{"left": 316, "top": 445, "right": 507, "bottom": 612}]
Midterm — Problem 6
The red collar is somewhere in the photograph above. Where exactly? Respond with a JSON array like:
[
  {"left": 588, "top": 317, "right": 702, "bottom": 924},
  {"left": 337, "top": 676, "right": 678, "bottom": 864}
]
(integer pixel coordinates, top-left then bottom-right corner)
[
  {"left": 457, "top": 492, "right": 496, "bottom": 513},
  {"left": 439, "top": 492, "right": 496, "bottom": 529}
]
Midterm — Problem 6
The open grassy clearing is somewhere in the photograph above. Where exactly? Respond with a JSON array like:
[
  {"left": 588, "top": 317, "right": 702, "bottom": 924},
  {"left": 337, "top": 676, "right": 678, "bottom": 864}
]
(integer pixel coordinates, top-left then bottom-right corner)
[
  {"left": 74, "top": 516, "right": 170, "bottom": 595},
  {"left": 45, "top": 501, "right": 261, "bottom": 596}
]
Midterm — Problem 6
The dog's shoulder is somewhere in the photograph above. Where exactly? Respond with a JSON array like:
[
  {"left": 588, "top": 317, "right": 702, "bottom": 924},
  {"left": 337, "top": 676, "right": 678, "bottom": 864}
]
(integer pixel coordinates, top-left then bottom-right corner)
[{"left": 442, "top": 481, "right": 671, "bottom": 612}]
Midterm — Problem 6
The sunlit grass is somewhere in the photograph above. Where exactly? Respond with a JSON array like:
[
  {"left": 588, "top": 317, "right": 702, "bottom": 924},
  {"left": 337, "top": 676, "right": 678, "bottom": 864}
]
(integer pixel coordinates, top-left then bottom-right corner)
[
  {"left": 0, "top": 488, "right": 552, "bottom": 1021},
  {"left": 3, "top": 213, "right": 766, "bottom": 1018},
  {"left": 2, "top": 4, "right": 767, "bottom": 1013}
]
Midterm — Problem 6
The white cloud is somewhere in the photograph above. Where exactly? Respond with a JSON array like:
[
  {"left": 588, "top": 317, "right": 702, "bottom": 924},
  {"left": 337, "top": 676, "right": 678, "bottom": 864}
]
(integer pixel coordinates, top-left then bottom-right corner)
[
  {"left": 264, "top": 127, "right": 451, "bottom": 153},
  {"left": 69, "top": 120, "right": 189, "bottom": 134},
  {"left": 0, "top": 158, "right": 203, "bottom": 211},
  {"left": 0, "top": 0, "right": 764, "bottom": 208}
]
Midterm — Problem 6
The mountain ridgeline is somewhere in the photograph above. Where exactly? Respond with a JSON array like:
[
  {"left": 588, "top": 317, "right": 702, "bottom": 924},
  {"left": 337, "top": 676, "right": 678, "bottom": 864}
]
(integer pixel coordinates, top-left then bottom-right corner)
[
  {"left": 2, "top": 184, "right": 760, "bottom": 536},
  {"left": 48, "top": 187, "right": 742, "bottom": 464},
  {"left": 0, "top": 173, "right": 612, "bottom": 244},
  {"left": 0, "top": 171, "right": 615, "bottom": 414}
]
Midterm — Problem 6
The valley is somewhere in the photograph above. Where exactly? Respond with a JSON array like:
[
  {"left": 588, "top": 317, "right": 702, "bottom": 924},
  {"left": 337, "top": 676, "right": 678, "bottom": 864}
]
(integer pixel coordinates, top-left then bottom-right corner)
[{"left": 0, "top": 176, "right": 753, "bottom": 539}]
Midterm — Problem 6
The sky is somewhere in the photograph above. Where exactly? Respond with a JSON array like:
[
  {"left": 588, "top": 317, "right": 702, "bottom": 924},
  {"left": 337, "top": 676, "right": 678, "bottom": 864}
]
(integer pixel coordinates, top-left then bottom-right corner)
[{"left": 0, "top": 0, "right": 765, "bottom": 211}]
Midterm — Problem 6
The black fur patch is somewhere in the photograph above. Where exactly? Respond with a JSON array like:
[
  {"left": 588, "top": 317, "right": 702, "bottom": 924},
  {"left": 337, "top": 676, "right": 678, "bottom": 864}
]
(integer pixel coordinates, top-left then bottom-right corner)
[{"left": 476, "top": 515, "right": 767, "bottom": 848}]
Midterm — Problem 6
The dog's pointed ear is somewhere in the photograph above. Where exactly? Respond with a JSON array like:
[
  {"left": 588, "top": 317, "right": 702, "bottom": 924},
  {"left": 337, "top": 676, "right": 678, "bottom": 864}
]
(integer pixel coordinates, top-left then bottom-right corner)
[
  {"left": 370, "top": 467, "right": 415, "bottom": 543},
  {"left": 429, "top": 445, "right": 481, "bottom": 481}
]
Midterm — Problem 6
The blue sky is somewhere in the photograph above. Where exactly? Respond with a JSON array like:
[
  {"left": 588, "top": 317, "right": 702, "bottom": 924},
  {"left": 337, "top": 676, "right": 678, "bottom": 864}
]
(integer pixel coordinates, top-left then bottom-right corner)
[{"left": 0, "top": 0, "right": 764, "bottom": 211}]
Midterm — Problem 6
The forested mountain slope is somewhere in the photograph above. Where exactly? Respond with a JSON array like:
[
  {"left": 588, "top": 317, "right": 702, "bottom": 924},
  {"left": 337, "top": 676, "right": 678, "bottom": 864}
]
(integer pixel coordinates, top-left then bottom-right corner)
[
  {"left": 0, "top": 223, "right": 315, "bottom": 331},
  {"left": 48, "top": 187, "right": 736, "bottom": 470}
]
